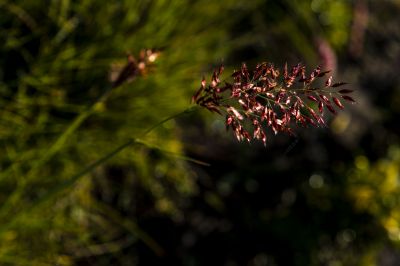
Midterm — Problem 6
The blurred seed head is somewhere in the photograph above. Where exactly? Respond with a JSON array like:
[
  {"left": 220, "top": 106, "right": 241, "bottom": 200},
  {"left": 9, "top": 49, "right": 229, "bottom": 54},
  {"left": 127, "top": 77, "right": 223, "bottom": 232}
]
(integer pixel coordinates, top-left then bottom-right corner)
[{"left": 110, "top": 49, "right": 161, "bottom": 88}]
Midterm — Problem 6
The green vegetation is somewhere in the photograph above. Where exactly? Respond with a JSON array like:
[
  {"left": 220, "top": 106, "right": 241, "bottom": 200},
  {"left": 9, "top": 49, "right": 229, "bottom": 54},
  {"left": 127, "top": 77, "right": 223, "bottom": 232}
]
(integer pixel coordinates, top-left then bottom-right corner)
[{"left": 1, "top": 0, "right": 400, "bottom": 265}]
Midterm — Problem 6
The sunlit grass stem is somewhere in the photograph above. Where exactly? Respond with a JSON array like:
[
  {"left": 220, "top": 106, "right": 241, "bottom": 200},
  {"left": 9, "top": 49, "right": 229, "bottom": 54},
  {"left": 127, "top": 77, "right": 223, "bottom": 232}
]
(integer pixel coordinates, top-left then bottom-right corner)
[{"left": 0, "top": 104, "right": 198, "bottom": 255}]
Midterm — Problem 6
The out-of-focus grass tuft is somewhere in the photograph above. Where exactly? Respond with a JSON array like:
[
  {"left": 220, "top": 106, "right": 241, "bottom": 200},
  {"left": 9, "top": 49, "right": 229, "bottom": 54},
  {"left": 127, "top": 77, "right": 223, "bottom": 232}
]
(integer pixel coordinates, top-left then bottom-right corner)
[{"left": 0, "top": 0, "right": 259, "bottom": 263}]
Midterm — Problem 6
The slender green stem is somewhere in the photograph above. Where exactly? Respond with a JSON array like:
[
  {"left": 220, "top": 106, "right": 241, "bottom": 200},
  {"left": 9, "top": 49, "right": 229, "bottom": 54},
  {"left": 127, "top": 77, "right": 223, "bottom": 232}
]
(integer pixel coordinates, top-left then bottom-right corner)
[
  {"left": 140, "top": 105, "right": 197, "bottom": 137},
  {"left": 0, "top": 85, "right": 114, "bottom": 216},
  {"left": 135, "top": 138, "right": 210, "bottom": 166},
  {"left": 0, "top": 138, "right": 134, "bottom": 234},
  {"left": 28, "top": 85, "right": 114, "bottom": 173},
  {"left": 0, "top": 105, "right": 197, "bottom": 234}
]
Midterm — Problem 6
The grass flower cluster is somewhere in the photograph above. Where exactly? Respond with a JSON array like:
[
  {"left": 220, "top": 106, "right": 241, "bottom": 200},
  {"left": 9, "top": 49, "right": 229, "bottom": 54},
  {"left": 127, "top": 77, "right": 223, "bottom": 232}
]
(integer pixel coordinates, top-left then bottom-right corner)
[{"left": 192, "top": 62, "right": 355, "bottom": 145}]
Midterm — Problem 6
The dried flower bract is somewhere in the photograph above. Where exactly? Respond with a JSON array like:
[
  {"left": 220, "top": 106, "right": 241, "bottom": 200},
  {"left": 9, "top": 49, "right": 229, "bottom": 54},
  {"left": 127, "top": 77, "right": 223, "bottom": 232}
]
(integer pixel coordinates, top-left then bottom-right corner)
[{"left": 192, "top": 62, "right": 354, "bottom": 146}]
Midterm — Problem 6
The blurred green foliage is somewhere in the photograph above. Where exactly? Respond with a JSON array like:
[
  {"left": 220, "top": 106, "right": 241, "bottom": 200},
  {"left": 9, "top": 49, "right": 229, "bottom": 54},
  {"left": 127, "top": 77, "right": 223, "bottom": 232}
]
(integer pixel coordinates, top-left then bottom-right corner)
[
  {"left": 0, "top": 0, "right": 260, "bottom": 264},
  {"left": 348, "top": 147, "right": 400, "bottom": 242}
]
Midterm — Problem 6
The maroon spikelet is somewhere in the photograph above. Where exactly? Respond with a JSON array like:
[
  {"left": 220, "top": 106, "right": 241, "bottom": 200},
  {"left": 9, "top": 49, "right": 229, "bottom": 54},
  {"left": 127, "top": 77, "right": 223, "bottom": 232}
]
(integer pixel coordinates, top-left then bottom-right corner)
[{"left": 192, "top": 62, "right": 355, "bottom": 145}]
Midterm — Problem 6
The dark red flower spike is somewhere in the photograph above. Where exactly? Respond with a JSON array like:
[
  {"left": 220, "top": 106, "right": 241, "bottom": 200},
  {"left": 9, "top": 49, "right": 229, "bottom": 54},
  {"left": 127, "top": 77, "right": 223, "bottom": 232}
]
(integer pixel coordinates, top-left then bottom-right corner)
[{"left": 192, "top": 62, "right": 355, "bottom": 145}]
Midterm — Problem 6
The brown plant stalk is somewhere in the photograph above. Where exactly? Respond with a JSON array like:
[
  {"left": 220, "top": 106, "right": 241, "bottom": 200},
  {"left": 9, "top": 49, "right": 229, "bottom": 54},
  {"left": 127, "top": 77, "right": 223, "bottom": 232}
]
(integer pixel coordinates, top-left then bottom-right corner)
[{"left": 192, "top": 62, "right": 355, "bottom": 146}]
